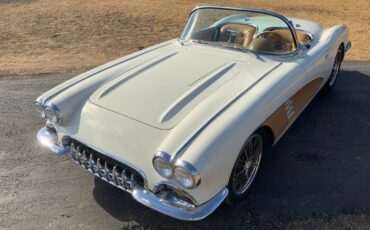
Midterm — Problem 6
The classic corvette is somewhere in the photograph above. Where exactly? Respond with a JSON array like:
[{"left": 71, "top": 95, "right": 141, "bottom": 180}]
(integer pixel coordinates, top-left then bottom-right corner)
[{"left": 35, "top": 5, "right": 351, "bottom": 220}]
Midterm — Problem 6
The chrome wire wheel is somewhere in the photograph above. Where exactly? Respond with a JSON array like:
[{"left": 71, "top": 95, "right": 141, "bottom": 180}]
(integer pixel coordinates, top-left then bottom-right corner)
[
  {"left": 328, "top": 49, "right": 342, "bottom": 87},
  {"left": 231, "top": 133, "right": 263, "bottom": 196}
]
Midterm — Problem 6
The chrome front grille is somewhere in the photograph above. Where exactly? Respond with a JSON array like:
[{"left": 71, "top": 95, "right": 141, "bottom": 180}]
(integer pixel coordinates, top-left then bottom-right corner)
[{"left": 70, "top": 140, "right": 144, "bottom": 192}]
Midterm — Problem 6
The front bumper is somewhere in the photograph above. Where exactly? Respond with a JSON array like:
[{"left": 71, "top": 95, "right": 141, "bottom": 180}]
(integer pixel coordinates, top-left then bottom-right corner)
[{"left": 37, "top": 127, "right": 228, "bottom": 221}]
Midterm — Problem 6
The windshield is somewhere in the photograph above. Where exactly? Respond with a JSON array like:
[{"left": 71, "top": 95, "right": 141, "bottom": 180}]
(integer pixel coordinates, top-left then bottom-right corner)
[{"left": 180, "top": 8, "right": 297, "bottom": 55}]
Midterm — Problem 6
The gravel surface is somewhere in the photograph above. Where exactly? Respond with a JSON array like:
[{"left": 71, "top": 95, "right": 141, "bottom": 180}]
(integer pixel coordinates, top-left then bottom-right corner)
[{"left": 0, "top": 61, "right": 369, "bottom": 229}]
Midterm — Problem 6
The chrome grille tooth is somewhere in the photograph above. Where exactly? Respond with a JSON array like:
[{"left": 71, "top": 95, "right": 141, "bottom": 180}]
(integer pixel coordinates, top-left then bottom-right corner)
[
  {"left": 120, "top": 169, "right": 127, "bottom": 188},
  {"left": 130, "top": 173, "right": 137, "bottom": 189},
  {"left": 116, "top": 169, "right": 123, "bottom": 186},
  {"left": 76, "top": 146, "right": 82, "bottom": 164},
  {"left": 125, "top": 180, "right": 132, "bottom": 189},
  {"left": 112, "top": 165, "right": 118, "bottom": 185},
  {"left": 68, "top": 139, "right": 145, "bottom": 193},
  {"left": 70, "top": 143, "right": 76, "bottom": 161},
  {"left": 103, "top": 161, "right": 109, "bottom": 181},
  {"left": 95, "top": 158, "right": 102, "bottom": 177},
  {"left": 87, "top": 153, "right": 94, "bottom": 173},
  {"left": 81, "top": 150, "right": 87, "bottom": 168}
]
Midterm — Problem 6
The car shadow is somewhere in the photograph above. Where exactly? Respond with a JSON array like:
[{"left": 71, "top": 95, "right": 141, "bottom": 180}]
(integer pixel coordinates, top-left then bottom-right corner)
[{"left": 92, "top": 69, "right": 370, "bottom": 228}]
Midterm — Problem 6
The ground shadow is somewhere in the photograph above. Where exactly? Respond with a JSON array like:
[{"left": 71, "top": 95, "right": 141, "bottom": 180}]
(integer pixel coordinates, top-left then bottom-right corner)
[{"left": 93, "top": 69, "right": 370, "bottom": 228}]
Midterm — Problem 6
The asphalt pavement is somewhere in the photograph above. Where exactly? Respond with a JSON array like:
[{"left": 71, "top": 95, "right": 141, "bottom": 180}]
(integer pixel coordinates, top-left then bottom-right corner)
[{"left": 0, "top": 61, "right": 369, "bottom": 229}]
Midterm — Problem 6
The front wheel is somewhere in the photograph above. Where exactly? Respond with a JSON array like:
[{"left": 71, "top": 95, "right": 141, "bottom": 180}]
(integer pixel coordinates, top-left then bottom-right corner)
[
  {"left": 227, "top": 131, "right": 265, "bottom": 203},
  {"left": 321, "top": 46, "right": 343, "bottom": 93}
]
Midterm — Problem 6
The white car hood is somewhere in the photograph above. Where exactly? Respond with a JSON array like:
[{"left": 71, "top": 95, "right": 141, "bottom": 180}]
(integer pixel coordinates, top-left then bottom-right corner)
[{"left": 89, "top": 47, "right": 280, "bottom": 130}]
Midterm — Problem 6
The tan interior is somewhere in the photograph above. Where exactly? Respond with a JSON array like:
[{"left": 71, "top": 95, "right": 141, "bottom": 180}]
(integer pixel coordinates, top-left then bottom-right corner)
[
  {"left": 296, "top": 31, "right": 313, "bottom": 46},
  {"left": 267, "top": 29, "right": 313, "bottom": 48},
  {"left": 190, "top": 25, "right": 313, "bottom": 54},
  {"left": 218, "top": 23, "right": 256, "bottom": 48}
]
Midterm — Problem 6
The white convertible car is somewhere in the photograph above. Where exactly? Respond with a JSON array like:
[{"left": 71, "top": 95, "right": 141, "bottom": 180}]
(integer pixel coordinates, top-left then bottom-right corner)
[{"left": 35, "top": 5, "right": 351, "bottom": 221}]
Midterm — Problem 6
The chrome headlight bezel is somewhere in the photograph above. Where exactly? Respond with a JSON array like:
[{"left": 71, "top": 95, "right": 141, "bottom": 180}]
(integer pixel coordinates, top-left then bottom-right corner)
[
  {"left": 153, "top": 153, "right": 202, "bottom": 189},
  {"left": 34, "top": 98, "right": 45, "bottom": 118},
  {"left": 44, "top": 102, "right": 62, "bottom": 124},
  {"left": 152, "top": 151, "right": 173, "bottom": 178},
  {"left": 173, "top": 160, "right": 201, "bottom": 189},
  {"left": 34, "top": 101, "right": 45, "bottom": 118}
]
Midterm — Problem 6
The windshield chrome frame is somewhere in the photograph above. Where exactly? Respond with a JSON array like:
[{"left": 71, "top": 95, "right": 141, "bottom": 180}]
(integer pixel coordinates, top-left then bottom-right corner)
[{"left": 178, "top": 5, "right": 299, "bottom": 57}]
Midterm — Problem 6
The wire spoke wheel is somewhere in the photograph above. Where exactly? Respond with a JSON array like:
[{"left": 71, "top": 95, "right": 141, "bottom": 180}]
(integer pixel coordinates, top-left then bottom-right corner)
[
  {"left": 328, "top": 49, "right": 342, "bottom": 87},
  {"left": 231, "top": 133, "right": 263, "bottom": 195}
]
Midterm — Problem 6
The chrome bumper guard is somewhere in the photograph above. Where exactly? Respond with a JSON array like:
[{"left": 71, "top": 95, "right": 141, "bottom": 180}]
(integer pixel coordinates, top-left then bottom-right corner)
[
  {"left": 37, "top": 126, "right": 70, "bottom": 155},
  {"left": 37, "top": 127, "right": 228, "bottom": 221}
]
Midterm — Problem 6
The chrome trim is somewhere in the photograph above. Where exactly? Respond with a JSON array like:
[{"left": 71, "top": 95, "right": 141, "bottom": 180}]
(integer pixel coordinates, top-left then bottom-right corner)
[
  {"left": 70, "top": 138, "right": 226, "bottom": 220},
  {"left": 132, "top": 187, "right": 228, "bottom": 221},
  {"left": 44, "top": 102, "right": 62, "bottom": 124},
  {"left": 174, "top": 160, "right": 201, "bottom": 189},
  {"left": 37, "top": 127, "right": 70, "bottom": 155},
  {"left": 34, "top": 98, "right": 45, "bottom": 118},
  {"left": 157, "top": 190, "right": 196, "bottom": 209},
  {"left": 70, "top": 140, "right": 145, "bottom": 192},
  {"left": 178, "top": 5, "right": 299, "bottom": 57},
  {"left": 37, "top": 126, "right": 228, "bottom": 220},
  {"left": 70, "top": 135, "right": 148, "bottom": 188},
  {"left": 154, "top": 151, "right": 172, "bottom": 163},
  {"left": 153, "top": 151, "right": 173, "bottom": 178},
  {"left": 153, "top": 181, "right": 199, "bottom": 206},
  {"left": 172, "top": 62, "right": 282, "bottom": 160},
  {"left": 345, "top": 41, "right": 351, "bottom": 53},
  {"left": 35, "top": 97, "right": 44, "bottom": 104}
]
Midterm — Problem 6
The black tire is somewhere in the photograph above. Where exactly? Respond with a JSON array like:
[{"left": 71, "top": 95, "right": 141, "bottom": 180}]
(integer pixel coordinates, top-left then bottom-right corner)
[
  {"left": 321, "top": 46, "right": 344, "bottom": 94},
  {"left": 226, "top": 129, "right": 270, "bottom": 204}
]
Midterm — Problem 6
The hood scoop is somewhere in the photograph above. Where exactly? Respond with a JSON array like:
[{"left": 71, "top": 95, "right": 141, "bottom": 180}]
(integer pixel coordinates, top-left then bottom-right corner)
[
  {"left": 89, "top": 50, "right": 238, "bottom": 129},
  {"left": 97, "top": 52, "right": 179, "bottom": 99},
  {"left": 159, "top": 62, "right": 236, "bottom": 123}
]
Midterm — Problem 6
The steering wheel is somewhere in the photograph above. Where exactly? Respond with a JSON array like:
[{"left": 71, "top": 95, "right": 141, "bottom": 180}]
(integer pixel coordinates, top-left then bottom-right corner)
[{"left": 256, "top": 31, "right": 288, "bottom": 52}]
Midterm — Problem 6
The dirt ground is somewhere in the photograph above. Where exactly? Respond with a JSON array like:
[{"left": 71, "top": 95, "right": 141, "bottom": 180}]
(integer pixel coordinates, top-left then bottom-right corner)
[{"left": 1, "top": 0, "right": 369, "bottom": 75}]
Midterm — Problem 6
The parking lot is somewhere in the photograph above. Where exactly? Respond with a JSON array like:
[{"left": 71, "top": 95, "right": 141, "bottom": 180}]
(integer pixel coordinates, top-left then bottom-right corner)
[{"left": 0, "top": 61, "right": 369, "bottom": 229}]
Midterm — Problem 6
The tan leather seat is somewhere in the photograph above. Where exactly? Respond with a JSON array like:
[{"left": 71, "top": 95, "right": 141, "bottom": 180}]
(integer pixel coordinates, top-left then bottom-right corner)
[
  {"left": 247, "top": 38, "right": 275, "bottom": 53},
  {"left": 266, "top": 29, "right": 295, "bottom": 51},
  {"left": 218, "top": 24, "right": 256, "bottom": 48},
  {"left": 268, "top": 29, "right": 313, "bottom": 50}
]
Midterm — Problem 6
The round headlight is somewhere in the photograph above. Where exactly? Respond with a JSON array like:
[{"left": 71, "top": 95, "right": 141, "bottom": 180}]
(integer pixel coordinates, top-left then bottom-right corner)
[
  {"left": 34, "top": 101, "right": 45, "bottom": 118},
  {"left": 153, "top": 152, "right": 173, "bottom": 178},
  {"left": 174, "top": 167, "right": 194, "bottom": 188},
  {"left": 174, "top": 160, "right": 201, "bottom": 189},
  {"left": 44, "top": 103, "right": 62, "bottom": 124}
]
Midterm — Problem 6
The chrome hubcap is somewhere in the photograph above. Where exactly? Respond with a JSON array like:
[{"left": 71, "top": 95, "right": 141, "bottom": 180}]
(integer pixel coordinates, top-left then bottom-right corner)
[
  {"left": 329, "top": 51, "right": 342, "bottom": 87},
  {"left": 232, "top": 134, "right": 263, "bottom": 195}
]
